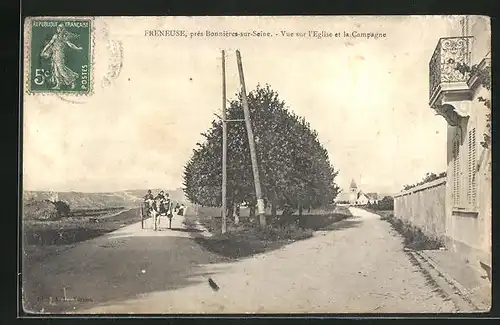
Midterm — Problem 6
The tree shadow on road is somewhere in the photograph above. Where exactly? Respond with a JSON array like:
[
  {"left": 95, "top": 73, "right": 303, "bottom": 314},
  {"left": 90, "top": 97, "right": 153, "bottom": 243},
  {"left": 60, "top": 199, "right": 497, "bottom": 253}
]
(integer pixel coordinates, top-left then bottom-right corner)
[
  {"left": 190, "top": 214, "right": 362, "bottom": 260},
  {"left": 193, "top": 236, "right": 284, "bottom": 260},
  {"left": 22, "top": 235, "right": 233, "bottom": 315},
  {"left": 169, "top": 227, "right": 204, "bottom": 233},
  {"left": 298, "top": 213, "right": 358, "bottom": 231},
  {"left": 320, "top": 218, "right": 363, "bottom": 231}
]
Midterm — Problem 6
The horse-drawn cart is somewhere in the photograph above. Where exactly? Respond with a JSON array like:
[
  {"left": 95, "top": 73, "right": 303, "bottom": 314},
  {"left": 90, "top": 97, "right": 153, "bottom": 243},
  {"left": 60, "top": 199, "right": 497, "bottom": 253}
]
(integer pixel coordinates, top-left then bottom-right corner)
[{"left": 140, "top": 199, "right": 174, "bottom": 231}]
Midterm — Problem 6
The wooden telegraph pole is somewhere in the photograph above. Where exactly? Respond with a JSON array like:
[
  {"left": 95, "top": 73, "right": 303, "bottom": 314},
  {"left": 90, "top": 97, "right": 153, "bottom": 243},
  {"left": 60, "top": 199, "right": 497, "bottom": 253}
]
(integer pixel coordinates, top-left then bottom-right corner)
[
  {"left": 221, "top": 50, "right": 228, "bottom": 234},
  {"left": 235, "top": 50, "right": 266, "bottom": 227},
  {"left": 215, "top": 51, "right": 245, "bottom": 233}
]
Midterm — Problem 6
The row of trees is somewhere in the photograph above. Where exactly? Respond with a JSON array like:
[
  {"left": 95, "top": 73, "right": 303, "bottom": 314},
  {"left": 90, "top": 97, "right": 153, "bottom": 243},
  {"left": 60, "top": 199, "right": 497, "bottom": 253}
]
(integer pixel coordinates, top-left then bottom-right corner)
[
  {"left": 183, "top": 84, "right": 340, "bottom": 219},
  {"left": 24, "top": 198, "right": 71, "bottom": 220},
  {"left": 367, "top": 196, "right": 394, "bottom": 211},
  {"left": 402, "top": 172, "right": 447, "bottom": 191}
]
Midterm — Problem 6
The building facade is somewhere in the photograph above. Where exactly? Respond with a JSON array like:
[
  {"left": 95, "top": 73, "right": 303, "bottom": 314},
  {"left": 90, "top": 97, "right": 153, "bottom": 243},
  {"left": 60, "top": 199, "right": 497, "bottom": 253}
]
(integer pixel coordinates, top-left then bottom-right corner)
[
  {"left": 349, "top": 179, "right": 358, "bottom": 204},
  {"left": 428, "top": 16, "right": 491, "bottom": 271},
  {"left": 333, "top": 179, "right": 376, "bottom": 205}
]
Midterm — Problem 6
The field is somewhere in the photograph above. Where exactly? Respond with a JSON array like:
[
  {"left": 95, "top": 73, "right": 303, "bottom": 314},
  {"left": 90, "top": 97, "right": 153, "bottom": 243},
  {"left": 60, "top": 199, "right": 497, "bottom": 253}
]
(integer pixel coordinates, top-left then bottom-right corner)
[
  {"left": 23, "top": 188, "right": 187, "bottom": 210},
  {"left": 22, "top": 208, "right": 140, "bottom": 263},
  {"left": 70, "top": 207, "right": 125, "bottom": 217},
  {"left": 21, "top": 188, "right": 187, "bottom": 260},
  {"left": 184, "top": 205, "right": 353, "bottom": 259}
]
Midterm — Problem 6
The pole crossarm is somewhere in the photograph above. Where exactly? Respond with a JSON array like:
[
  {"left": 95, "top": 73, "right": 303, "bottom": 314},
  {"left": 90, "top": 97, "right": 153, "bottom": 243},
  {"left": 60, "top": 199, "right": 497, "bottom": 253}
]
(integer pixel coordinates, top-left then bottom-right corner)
[{"left": 214, "top": 113, "right": 245, "bottom": 123}]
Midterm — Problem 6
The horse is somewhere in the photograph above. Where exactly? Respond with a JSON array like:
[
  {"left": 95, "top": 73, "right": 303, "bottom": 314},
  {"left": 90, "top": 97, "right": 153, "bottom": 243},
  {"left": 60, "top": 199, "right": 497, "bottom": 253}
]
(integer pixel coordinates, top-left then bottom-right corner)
[
  {"left": 141, "top": 198, "right": 174, "bottom": 231},
  {"left": 141, "top": 198, "right": 157, "bottom": 229},
  {"left": 152, "top": 198, "right": 174, "bottom": 230},
  {"left": 144, "top": 198, "right": 155, "bottom": 212}
]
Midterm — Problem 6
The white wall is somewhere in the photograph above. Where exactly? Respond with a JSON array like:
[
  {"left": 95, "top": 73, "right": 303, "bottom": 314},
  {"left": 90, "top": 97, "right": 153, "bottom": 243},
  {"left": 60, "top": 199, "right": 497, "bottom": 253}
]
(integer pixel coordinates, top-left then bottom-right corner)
[
  {"left": 394, "top": 178, "right": 447, "bottom": 242},
  {"left": 443, "top": 15, "right": 491, "bottom": 268}
]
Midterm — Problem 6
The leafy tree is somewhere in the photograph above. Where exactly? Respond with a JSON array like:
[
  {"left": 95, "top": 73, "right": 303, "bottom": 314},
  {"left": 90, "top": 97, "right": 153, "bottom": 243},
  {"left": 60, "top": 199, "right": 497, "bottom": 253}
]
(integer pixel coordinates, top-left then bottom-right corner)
[
  {"left": 24, "top": 200, "right": 59, "bottom": 220},
  {"left": 377, "top": 196, "right": 394, "bottom": 211},
  {"left": 403, "top": 171, "right": 447, "bottom": 191},
  {"left": 183, "top": 84, "right": 340, "bottom": 224},
  {"left": 53, "top": 200, "right": 71, "bottom": 217},
  {"left": 456, "top": 61, "right": 491, "bottom": 149}
]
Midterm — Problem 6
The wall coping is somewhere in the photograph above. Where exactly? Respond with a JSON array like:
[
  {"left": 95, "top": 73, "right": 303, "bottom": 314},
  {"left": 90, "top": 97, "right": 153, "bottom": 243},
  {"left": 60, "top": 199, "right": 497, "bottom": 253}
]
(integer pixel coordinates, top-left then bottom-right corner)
[{"left": 394, "top": 177, "right": 447, "bottom": 198}]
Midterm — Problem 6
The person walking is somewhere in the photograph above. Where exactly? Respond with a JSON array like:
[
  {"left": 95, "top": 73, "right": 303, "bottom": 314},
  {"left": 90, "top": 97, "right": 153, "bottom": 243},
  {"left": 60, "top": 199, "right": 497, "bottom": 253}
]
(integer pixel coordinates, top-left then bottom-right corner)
[{"left": 144, "top": 190, "right": 154, "bottom": 201}]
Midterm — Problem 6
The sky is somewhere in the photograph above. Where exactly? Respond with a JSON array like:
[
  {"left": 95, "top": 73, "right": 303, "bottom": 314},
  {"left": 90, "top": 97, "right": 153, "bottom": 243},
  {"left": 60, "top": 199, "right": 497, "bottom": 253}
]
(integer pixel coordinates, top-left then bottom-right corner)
[{"left": 23, "top": 16, "right": 465, "bottom": 194}]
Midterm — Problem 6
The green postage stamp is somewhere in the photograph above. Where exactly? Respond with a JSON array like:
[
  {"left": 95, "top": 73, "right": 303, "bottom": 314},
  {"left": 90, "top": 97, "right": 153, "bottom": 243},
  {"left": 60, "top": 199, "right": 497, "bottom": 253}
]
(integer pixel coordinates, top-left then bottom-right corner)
[{"left": 26, "top": 18, "right": 93, "bottom": 95}]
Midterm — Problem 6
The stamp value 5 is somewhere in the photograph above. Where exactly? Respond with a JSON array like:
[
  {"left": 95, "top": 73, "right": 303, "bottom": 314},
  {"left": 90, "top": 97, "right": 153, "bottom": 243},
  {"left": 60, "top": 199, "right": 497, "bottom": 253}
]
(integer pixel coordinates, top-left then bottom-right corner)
[{"left": 27, "top": 18, "right": 93, "bottom": 95}]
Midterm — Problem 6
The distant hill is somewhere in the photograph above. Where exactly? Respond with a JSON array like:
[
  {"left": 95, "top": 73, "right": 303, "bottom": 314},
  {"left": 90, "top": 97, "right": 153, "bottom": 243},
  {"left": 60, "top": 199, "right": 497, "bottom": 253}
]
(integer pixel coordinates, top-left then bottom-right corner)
[
  {"left": 123, "top": 188, "right": 188, "bottom": 204},
  {"left": 23, "top": 188, "right": 189, "bottom": 209}
]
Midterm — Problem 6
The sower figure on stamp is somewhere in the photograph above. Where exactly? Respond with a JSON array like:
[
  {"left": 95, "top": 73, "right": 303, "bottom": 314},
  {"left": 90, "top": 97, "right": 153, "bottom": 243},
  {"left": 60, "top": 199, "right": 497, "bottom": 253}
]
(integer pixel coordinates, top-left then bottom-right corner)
[{"left": 40, "top": 23, "right": 82, "bottom": 90}]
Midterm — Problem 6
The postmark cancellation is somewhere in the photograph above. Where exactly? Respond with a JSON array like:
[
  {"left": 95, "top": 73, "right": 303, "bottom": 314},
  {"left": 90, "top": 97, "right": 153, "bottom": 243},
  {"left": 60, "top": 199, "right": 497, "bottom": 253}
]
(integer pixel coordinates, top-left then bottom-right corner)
[{"left": 24, "top": 17, "right": 94, "bottom": 96}]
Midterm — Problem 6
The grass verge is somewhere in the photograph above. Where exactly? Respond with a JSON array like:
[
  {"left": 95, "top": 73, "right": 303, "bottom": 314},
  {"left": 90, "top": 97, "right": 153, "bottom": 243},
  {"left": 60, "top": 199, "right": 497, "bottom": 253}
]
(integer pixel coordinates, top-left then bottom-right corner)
[
  {"left": 23, "top": 208, "right": 139, "bottom": 263},
  {"left": 373, "top": 210, "right": 443, "bottom": 251},
  {"left": 183, "top": 205, "right": 353, "bottom": 259}
]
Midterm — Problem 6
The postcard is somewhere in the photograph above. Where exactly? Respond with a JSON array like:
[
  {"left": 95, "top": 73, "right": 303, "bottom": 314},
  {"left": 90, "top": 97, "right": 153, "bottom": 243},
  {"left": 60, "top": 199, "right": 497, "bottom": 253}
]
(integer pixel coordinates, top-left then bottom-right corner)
[{"left": 21, "top": 15, "right": 491, "bottom": 314}]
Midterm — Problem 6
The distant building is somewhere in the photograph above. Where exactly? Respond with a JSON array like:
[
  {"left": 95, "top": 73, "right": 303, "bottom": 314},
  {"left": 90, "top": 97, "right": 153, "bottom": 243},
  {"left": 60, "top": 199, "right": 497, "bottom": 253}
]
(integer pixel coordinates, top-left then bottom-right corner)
[
  {"left": 335, "top": 179, "right": 378, "bottom": 205},
  {"left": 348, "top": 179, "right": 358, "bottom": 203},
  {"left": 355, "top": 192, "right": 370, "bottom": 205},
  {"left": 366, "top": 193, "right": 379, "bottom": 204}
]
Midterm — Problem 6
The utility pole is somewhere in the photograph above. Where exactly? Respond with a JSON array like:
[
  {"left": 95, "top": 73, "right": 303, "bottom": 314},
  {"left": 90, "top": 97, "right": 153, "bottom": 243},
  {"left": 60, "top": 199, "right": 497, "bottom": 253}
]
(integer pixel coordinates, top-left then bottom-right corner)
[
  {"left": 235, "top": 50, "right": 266, "bottom": 227},
  {"left": 221, "top": 50, "right": 227, "bottom": 234}
]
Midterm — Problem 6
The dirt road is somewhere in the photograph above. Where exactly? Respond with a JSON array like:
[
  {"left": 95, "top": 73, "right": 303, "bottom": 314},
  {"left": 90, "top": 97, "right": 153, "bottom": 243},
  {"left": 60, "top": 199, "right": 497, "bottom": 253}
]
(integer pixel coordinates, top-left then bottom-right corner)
[
  {"left": 22, "top": 206, "right": 457, "bottom": 314},
  {"left": 22, "top": 214, "right": 228, "bottom": 313}
]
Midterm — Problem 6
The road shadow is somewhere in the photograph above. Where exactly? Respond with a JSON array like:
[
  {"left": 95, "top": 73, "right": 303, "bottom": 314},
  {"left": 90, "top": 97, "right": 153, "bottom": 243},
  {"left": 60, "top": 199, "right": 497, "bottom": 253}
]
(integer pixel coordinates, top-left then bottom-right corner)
[
  {"left": 193, "top": 236, "right": 284, "bottom": 260},
  {"left": 169, "top": 227, "right": 204, "bottom": 233},
  {"left": 297, "top": 213, "right": 355, "bottom": 230},
  {"left": 188, "top": 213, "right": 360, "bottom": 260},
  {"left": 320, "top": 218, "right": 363, "bottom": 231},
  {"left": 21, "top": 235, "right": 232, "bottom": 315}
]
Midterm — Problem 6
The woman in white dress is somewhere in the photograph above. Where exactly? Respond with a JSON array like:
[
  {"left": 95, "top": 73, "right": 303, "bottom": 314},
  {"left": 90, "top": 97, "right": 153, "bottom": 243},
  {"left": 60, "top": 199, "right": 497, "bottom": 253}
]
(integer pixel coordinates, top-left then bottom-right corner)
[{"left": 40, "top": 24, "right": 83, "bottom": 89}]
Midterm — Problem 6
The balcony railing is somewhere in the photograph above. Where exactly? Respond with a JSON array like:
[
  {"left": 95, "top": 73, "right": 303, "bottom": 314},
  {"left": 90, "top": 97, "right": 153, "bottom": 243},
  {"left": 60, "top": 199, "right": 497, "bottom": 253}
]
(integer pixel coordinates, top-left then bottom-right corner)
[{"left": 429, "top": 36, "right": 473, "bottom": 103}]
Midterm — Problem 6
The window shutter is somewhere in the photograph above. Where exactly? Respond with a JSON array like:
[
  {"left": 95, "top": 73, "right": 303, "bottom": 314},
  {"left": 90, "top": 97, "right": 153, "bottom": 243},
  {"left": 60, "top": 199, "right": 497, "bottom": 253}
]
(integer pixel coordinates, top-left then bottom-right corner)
[
  {"left": 452, "top": 136, "right": 460, "bottom": 206},
  {"left": 467, "top": 128, "right": 477, "bottom": 206}
]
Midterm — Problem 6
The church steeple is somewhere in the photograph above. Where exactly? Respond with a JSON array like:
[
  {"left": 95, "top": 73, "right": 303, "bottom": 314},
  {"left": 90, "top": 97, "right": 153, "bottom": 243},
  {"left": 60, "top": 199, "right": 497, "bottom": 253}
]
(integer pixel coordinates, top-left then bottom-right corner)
[
  {"left": 349, "top": 178, "right": 358, "bottom": 204},
  {"left": 350, "top": 179, "right": 357, "bottom": 190}
]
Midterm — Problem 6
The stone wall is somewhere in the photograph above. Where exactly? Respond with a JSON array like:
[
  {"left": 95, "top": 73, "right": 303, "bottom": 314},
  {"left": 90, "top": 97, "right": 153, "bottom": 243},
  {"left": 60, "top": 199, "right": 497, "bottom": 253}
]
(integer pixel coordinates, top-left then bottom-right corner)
[{"left": 394, "top": 177, "right": 447, "bottom": 242}]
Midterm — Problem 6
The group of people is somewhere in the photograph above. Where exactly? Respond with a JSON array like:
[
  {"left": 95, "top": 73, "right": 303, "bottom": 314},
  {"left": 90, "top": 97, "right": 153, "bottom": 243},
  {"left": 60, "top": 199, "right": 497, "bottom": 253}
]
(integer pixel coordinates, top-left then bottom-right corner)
[
  {"left": 143, "top": 190, "right": 186, "bottom": 216},
  {"left": 143, "top": 189, "right": 169, "bottom": 202}
]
